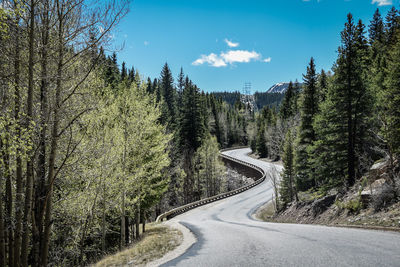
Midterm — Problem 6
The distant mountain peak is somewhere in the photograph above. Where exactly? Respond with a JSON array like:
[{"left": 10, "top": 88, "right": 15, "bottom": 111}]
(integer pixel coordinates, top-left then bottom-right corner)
[{"left": 267, "top": 82, "right": 290, "bottom": 94}]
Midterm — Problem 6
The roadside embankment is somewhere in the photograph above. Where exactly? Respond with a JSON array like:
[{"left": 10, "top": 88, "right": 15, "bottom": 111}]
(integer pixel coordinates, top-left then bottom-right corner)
[{"left": 93, "top": 223, "right": 183, "bottom": 267}]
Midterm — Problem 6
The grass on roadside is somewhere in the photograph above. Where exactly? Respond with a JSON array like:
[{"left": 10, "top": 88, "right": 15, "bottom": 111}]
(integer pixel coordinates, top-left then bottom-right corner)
[
  {"left": 93, "top": 223, "right": 182, "bottom": 267},
  {"left": 255, "top": 201, "right": 276, "bottom": 221}
]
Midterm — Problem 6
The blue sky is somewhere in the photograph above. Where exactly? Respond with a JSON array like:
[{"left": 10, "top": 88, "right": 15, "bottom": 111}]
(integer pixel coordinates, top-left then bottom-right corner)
[{"left": 112, "top": 0, "right": 398, "bottom": 93}]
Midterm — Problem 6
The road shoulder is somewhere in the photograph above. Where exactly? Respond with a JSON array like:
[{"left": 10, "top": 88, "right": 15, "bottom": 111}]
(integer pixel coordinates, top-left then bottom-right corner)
[{"left": 146, "top": 220, "right": 197, "bottom": 267}]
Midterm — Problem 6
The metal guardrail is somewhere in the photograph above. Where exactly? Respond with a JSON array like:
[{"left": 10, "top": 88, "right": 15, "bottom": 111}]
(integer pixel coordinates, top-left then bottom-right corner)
[{"left": 156, "top": 147, "right": 266, "bottom": 222}]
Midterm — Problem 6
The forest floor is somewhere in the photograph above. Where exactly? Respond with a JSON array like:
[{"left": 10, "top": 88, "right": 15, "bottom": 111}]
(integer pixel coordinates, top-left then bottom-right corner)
[{"left": 93, "top": 223, "right": 183, "bottom": 267}]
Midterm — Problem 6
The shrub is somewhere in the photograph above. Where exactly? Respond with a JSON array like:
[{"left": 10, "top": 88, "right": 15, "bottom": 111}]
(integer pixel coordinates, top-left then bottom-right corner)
[{"left": 344, "top": 198, "right": 363, "bottom": 214}]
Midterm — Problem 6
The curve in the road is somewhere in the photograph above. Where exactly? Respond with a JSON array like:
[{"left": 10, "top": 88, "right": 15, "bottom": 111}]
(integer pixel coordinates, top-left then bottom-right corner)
[{"left": 162, "top": 148, "right": 400, "bottom": 267}]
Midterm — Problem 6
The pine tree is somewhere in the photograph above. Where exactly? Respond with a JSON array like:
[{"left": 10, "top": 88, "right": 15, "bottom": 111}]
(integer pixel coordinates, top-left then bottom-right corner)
[
  {"left": 312, "top": 14, "right": 370, "bottom": 188},
  {"left": 128, "top": 67, "right": 135, "bottom": 82},
  {"left": 385, "top": 6, "right": 400, "bottom": 46},
  {"left": 177, "top": 67, "right": 185, "bottom": 96},
  {"left": 369, "top": 8, "right": 388, "bottom": 121},
  {"left": 295, "top": 57, "right": 319, "bottom": 191},
  {"left": 179, "top": 79, "right": 206, "bottom": 152},
  {"left": 369, "top": 8, "right": 385, "bottom": 45},
  {"left": 210, "top": 96, "right": 222, "bottom": 145},
  {"left": 319, "top": 69, "right": 328, "bottom": 103},
  {"left": 280, "top": 81, "right": 295, "bottom": 120},
  {"left": 384, "top": 35, "right": 400, "bottom": 157},
  {"left": 256, "top": 121, "right": 268, "bottom": 158},
  {"left": 178, "top": 78, "right": 207, "bottom": 203},
  {"left": 280, "top": 130, "right": 296, "bottom": 207},
  {"left": 160, "top": 63, "right": 177, "bottom": 130},
  {"left": 146, "top": 77, "right": 153, "bottom": 94},
  {"left": 121, "top": 61, "right": 127, "bottom": 80}
]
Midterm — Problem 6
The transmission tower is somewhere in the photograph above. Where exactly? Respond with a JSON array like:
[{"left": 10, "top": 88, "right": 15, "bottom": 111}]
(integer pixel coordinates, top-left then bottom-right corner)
[
  {"left": 241, "top": 82, "right": 257, "bottom": 112},
  {"left": 243, "top": 82, "right": 252, "bottom": 96}
]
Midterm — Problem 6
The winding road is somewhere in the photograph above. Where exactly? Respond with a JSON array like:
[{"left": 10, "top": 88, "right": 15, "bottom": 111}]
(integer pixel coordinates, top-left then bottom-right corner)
[{"left": 161, "top": 148, "right": 400, "bottom": 267}]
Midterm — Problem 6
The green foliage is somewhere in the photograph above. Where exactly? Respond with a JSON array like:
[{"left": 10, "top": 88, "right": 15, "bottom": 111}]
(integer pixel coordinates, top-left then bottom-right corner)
[
  {"left": 279, "top": 81, "right": 296, "bottom": 120},
  {"left": 178, "top": 79, "right": 206, "bottom": 152},
  {"left": 312, "top": 14, "right": 371, "bottom": 188},
  {"left": 279, "top": 130, "right": 296, "bottom": 207},
  {"left": 160, "top": 63, "right": 178, "bottom": 129},
  {"left": 253, "top": 106, "right": 278, "bottom": 158},
  {"left": 295, "top": 57, "right": 319, "bottom": 191},
  {"left": 193, "top": 135, "right": 226, "bottom": 199},
  {"left": 383, "top": 34, "right": 400, "bottom": 156},
  {"left": 254, "top": 92, "right": 285, "bottom": 109},
  {"left": 344, "top": 198, "right": 363, "bottom": 214}
]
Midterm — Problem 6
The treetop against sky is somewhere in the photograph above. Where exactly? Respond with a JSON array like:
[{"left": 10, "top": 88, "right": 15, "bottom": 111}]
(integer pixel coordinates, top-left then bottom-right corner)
[{"left": 113, "top": 0, "right": 397, "bottom": 92}]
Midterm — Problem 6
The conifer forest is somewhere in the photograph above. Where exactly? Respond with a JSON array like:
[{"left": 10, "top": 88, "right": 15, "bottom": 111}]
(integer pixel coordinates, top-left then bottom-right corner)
[{"left": 0, "top": 0, "right": 400, "bottom": 266}]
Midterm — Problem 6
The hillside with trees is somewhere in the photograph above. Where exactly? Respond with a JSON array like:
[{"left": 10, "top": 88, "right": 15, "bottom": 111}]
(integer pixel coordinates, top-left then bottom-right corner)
[
  {"left": 1, "top": 1, "right": 400, "bottom": 266},
  {"left": 0, "top": 1, "right": 257, "bottom": 265},
  {"left": 253, "top": 9, "right": 400, "bottom": 223}
]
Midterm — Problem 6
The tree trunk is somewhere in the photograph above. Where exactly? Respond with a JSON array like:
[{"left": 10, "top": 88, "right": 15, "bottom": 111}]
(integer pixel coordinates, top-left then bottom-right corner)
[
  {"left": 131, "top": 222, "right": 135, "bottom": 241},
  {"left": 141, "top": 211, "right": 146, "bottom": 234},
  {"left": 120, "top": 191, "right": 125, "bottom": 249},
  {"left": 347, "top": 83, "right": 355, "bottom": 187},
  {"left": 5, "top": 144, "right": 13, "bottom": 267},
  {"left": 21, "top": 1, "right": 36, "bottom": 264},
  {"left": 0, "top": 23, "right": 7, "bottom": 267},
  {"left": 13, "top": 8, "right": 23, "bottom": 266},
  {"left": 33, "top": 2, "right": 50, "bottom": 264},
  {"left": 0, "top": 140, "right": 6, "bottom": 266},
  {"left": 40, "top": 12, "right": 64, "bottom": 265},
  {"left": 101, "top": 136, "right": 106, "bottom": 252},
  {"left": 135, "top": 204, "right": 140, "bottom": 239},
  {"left": 125, "top": 216, "right": 129, "bottom": 245}
]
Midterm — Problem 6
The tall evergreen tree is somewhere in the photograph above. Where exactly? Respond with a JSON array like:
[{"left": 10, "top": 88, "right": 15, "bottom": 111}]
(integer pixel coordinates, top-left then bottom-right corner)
[
  {"left": 280, "top": 130, "right": 296, "bottom": 207},
  {"left": 319, "top": 69, "right": 328, "bottom": 103},
  {"left": 177, "top": 67, "right": 185, "bottom": 96},
  {"left": 179, "top": 79, "right": 206, "bottom": 152},
  {"left": 256, "top": 120, "right": 268, "bottom": 158},
  {"left": 369, "top": 8, "right": 388, "bottom": 121},
  {"left": 369, "top": 8, "right": 385, "bottom": 45},
  {"left": 178, "top": 78, "right": 206, "bottom": 203},
  {"left": 160, "top": 63, "right": 177, "bottom": 129},
  {"left": 312, "top": 14, "right": 370, "bottom": 188},
  {"left": 280, "top": 81, "right": 295, "bottom": 120},
  {"left": 385, "top": 6, "right": 400, "bottom": 46},
  {"left": 295, "top": 57, "right": 319, "bottom": 191},
  {"left": 384, "top": 35, "right": 400, "bottom": 157},
  {"left": 128, "top": 66, "right": 135, "bottom": 82},
  {"left": 121, "top": 61, "right": 127, "bottom": 80}
]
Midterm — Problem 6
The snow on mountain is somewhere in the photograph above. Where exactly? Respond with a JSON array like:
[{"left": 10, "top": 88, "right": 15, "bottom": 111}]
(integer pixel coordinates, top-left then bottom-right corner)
[{"left": 266, "top": 82, "right": 290, "bottom": 94}]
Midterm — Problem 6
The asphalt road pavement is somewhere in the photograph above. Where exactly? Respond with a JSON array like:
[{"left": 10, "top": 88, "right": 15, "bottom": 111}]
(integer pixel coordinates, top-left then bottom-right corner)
[{"left": 162, "top": 148, "right": 400, "bottom": 267}]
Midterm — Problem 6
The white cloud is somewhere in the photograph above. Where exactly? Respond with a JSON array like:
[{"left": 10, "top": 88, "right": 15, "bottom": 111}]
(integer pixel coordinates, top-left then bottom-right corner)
[
  {"left": 221, "top": 50, "right": 261, "bottom": 64},
  {"left": 192, "top": 53, "right": 227, "bottom": 67},
  {"left": 372, "top": 0, "right": 392, "bottom": 5},
  {"left": 224, "top": 39, "right": 239, "bottom": 48},
  {"left": 144, "top": 41, "right": 149, "bottom": 46},
  {"left": 192, "top": 50, "right": 271, "bottom": 67},
  {"left": 263, "top": 57, "right": 272, "bottom": 63}
]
